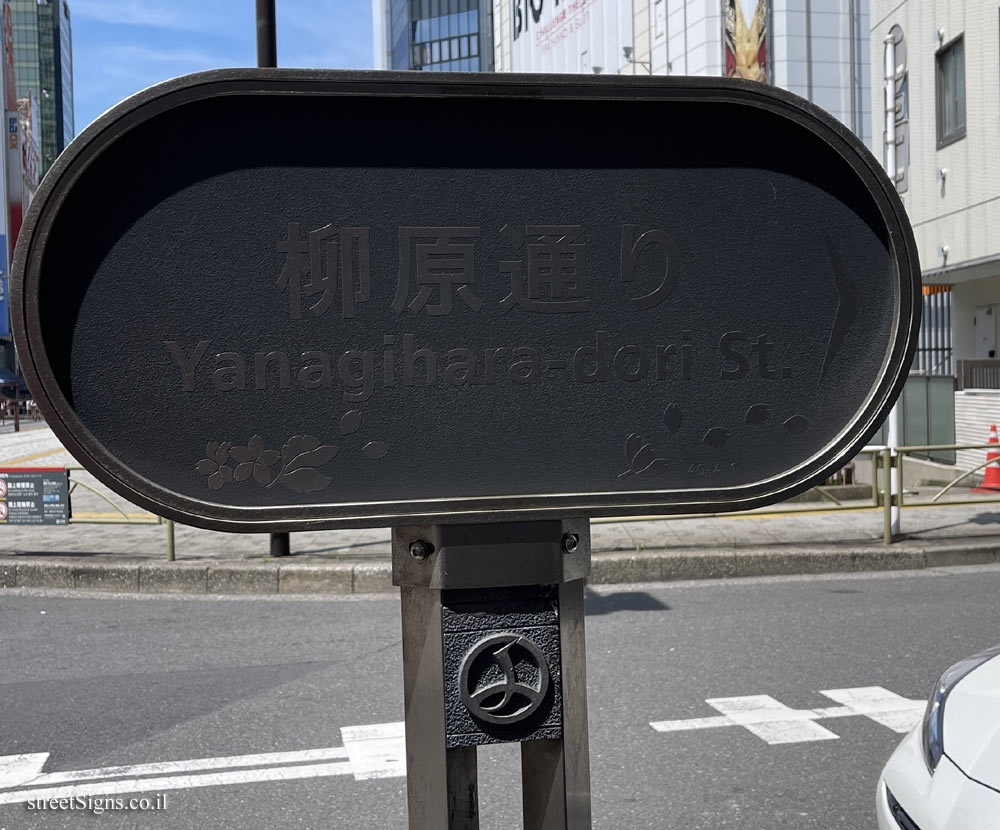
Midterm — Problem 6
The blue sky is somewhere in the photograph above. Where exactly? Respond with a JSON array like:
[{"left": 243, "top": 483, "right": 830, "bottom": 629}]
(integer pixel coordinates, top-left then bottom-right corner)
[{"left": 71, "top": 1, "right": 374, "bottom": 135}]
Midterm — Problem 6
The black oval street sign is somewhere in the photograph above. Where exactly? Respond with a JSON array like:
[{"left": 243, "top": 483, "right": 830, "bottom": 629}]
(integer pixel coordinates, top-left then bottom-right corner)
[{"left": 12, "top": 71, "right": 920, "bottom": 532}]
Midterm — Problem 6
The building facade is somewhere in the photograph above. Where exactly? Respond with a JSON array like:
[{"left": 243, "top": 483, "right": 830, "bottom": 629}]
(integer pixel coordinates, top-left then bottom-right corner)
[
  {"left": 493, "top": 0, "right": 871, "bottom": 147},
  {"left": 373, "top": 0, "right": 495, "bottom": 72},
  {"left": 870, "top": 0, "right": 1000, "bottom": 470},
  {"left": 10, "top": 0, "right": 72, "bottom": 176}
]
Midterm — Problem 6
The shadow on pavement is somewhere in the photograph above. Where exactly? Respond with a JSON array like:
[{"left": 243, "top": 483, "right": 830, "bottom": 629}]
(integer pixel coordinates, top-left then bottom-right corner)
[
  {"left": 2, "top": 549, "right": 107, "bottom": 558},
  {"left": 972, "top": 512, "right": 1000, "bottom": 525},
  {"left": 584, "top": 587, "right": 670, "bottom": 615},
  {"left": 289, "top": 539, "right": 389, "bottom": 556},
  {"left": 905, "top": 511, "right": 1000, "bottom": 536}
]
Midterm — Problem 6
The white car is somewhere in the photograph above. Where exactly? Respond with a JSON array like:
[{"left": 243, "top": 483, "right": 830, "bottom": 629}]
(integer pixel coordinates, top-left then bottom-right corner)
[{"left": 878, "top": 645, "right": 1000, "bottom": 829}]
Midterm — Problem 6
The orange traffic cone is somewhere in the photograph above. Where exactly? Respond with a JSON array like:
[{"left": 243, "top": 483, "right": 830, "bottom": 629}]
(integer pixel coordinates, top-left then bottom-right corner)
[{"left": 973, "top": 425, "right": 1000, "bottom": 492}]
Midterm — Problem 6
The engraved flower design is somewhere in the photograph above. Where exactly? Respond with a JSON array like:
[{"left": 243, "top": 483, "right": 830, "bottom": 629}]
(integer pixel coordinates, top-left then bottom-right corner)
[
  {"left": 229, "top": 435, "right": 281, "bottom": 485},
  {"left": 196, "top": 442, "right": 235, "bottom": 490},
  {"left": 195, "top": 415, "right": 389, "bottom": 493}
]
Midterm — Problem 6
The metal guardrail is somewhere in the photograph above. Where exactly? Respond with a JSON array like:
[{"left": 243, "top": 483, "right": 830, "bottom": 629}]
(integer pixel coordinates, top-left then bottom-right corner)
[
  {"left": 590, "top": 442, "right": 1000, "bottom": 546},
  {"left": 870, "top": 442, "right": 1000, "bottom": 545},
  {"left": 66, "top": 466, "right": 176, "bottom": 560},
  {"left": 48, "top": 443, "right": 1000, "bottom": 558}
]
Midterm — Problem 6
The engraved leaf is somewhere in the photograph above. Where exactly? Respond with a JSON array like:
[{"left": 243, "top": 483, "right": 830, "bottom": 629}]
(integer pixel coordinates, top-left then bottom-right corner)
[
  {"left": 218, "top": 465, "right": 234, "bottom": 483},
  {"left": 631, "top": 443, "right": 656, "bottom": 470},
  {"left": 282, "top": 435, "right": 320, "bottom": 465},
  {"left": 234, "top": 462, "right": 253, "bottom": 481},
  {"left": 624, "top": 433, "right": 643, "bottom": 462},
  {"left": 248, "top": 434, "right": 264, "bottom": 458},
  {"left": 703, "top": 428, "right": 732, "bottom": 448},
  {"left": 363, "top": 441, "right": 388, "bottom": 459},
  {"left": 196, "top": 459, "right": 216, "bottom": 475},
  {"left": 744, "top": 404, "right": 771, "bottom": 425},
  {"left": 259, "top": 450, "right": 280, "bottom": 467},
  {"left": 664, "top": 403, "right": 683, "bottom": 433},
  {"left": 636, "top": 458, "right": 669, "bottom": 476},
  {"left": 285, "top": 445, "right": 338, "bottom": 472},
  {"left": 253, "top": 462, "right": 272, "bottom": 485},
  {"left": 208, "top": 471, "right": 224, "bottom": 490},
  {"left": 229, "top": 445, "right": 251, "bottom": 464},
  {"left": 206, "top": 442, "right": 220, "bottom": 459},
  {"left": 784, "top": 415, "right": 810, "bottom": 435},
  {"left": 280, "top": 467, "right": 332, "bottom": 494},
  {"left": 340, "top": 410, "right": 362, "bottom": 435}
]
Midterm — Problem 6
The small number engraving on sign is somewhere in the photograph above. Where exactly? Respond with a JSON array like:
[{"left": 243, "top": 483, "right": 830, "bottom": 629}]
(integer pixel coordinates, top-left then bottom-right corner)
[{"left": 688, "top": 463, "right": 737, "bottom": 477}]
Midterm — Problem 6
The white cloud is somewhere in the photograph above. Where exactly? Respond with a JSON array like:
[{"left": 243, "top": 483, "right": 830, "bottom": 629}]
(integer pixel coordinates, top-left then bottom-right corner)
[
  {"left": 71, "top": 0, "right": 235, "bottom": 33},
  {"left": 73, "top": 1, "right": 184, "bottom": 28},
  {"left": 97, "top": 44, "right": 235, "bottom": 67}
]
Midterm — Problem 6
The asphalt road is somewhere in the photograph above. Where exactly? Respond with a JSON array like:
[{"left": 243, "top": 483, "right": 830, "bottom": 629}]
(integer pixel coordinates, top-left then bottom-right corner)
[{"left": 3, "top": 565, "right": 1000, "bottom": 829}]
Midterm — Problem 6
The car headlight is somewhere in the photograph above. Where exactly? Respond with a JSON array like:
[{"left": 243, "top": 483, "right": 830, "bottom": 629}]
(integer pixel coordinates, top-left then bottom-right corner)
[{"left": 922, "top": 644, "right": 1000, "bottom": 772}]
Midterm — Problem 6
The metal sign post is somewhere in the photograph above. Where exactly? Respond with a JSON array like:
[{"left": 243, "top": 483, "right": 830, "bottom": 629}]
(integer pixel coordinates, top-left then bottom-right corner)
[
  {"left": 254, "top": 0, "right": 290, "bottom": 559},
  {"left": 9, "top": 71, "right": 922, "bottom": 829},
  {"left": 393, "top": 521, "right": 591, "bottom": 829}
]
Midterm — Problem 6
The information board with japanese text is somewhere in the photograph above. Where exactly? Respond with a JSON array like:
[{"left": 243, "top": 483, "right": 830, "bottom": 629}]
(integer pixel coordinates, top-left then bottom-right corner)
[{"left": 0, "top": 467, "right": 69, "bottom": 525}]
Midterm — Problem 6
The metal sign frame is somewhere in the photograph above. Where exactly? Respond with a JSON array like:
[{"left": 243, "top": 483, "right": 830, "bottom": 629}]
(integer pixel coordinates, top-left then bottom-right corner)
[{"left": 11, "top": 70, "right": 920, "bottom": 532}]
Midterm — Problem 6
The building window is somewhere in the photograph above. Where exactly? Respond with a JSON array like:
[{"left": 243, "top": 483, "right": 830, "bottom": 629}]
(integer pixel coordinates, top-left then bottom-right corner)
[{"left": 935, "top": 35, "right": 965, "bottom": 148}]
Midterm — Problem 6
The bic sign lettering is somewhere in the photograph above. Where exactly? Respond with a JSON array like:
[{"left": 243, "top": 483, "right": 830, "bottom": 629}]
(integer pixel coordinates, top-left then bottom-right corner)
[{"left": 512, "top": 0, "right": 545, "bottom": 40}]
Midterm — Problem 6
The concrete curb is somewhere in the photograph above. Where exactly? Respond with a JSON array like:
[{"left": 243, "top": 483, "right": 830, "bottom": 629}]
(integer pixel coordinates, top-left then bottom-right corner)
[{"left": 1, "top": 539, "right": 999, "bottom": 595}]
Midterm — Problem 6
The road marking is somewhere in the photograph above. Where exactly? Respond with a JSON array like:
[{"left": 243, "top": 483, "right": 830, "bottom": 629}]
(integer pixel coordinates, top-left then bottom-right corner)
[
  {"left": 0, "top": 722, "right": 406, "bottom": 805},
  {"left": 650, "top": 686, "right": 925, "bottom": 745},
  {"left": 0, "top": 761, "right": 356, "bottom": 805},
  {"left": 340, "top": 721, "right": 406, "bottom": 780},
  {"left": 704, "top": 695, "right": 839, "bottom": 744},
  {"left": 0, "top": 754, "right": 49, "bottom": 788},
  {"left": 819, "top": 686, "right": 925, "bottom": 733},
  {"left": 5, "top": 747, "right": 351, "bottom": 789},
  {"left": 0, "top": 447, "right": 64, "bottom": 467}
]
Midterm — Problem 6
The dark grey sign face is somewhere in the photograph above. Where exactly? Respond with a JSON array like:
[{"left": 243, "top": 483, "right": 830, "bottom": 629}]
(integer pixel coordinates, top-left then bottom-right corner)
[
  {"left": 0, "top": 469, "right": 70, "bottom": 525},
  {"left": 12, "top": 71, "right": 920, "bottom": 531}
]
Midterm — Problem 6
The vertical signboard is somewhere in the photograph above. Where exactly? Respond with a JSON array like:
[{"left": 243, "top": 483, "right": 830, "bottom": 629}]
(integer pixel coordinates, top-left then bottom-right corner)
[
  {"left": 0, "top": 234, "right": 7, "bottom": 337},
  {"left": 510, "top": 0, "right": 632, "bottom": 75},
  {"left": 0, "top": 1, "right": 10, "bottom": 337},
  {"left": 723, "top": 0, "right": 769, "bottom": 82},
  {"left": 19, "top": 95, "right": 39, "bottom": 204},
  {"left": 2, "top": 0, "right": 13, "bottom": 108},
  {"left": 4, "top": 0, "right": 19, "bottom": 253}
]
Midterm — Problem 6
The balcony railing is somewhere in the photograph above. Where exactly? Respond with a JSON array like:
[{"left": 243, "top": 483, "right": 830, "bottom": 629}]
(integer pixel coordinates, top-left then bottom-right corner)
[{"left": 956, "top": 359, "right": 1000, "bottom": 390}]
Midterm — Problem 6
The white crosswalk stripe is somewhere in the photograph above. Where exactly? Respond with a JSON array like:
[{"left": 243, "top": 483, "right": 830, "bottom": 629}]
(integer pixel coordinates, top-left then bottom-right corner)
[
  {"left": 650, "top": 686, "right": 926, "bottom": 745},
  {"left": 703, "top": 695, "right": 840, "bottom": 744},
  {"left": 0, "top": 722, "right": 408, "bottom": 805},
  {"left": 818, "top": 686, "right": 926, "bottom": 733}
]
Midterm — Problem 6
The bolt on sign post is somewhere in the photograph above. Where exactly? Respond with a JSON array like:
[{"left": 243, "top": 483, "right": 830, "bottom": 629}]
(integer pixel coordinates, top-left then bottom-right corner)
[{"left": 11, "top": 72, "right": 920, "bottom": 828}]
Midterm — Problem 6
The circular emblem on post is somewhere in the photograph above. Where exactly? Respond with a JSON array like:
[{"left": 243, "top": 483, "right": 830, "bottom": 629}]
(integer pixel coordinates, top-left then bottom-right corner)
[{"left": 459, "top": 634, "right": 550, "bottom": 725}]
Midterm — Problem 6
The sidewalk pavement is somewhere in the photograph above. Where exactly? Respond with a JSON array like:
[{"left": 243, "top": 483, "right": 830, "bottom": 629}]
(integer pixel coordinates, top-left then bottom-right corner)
[{"left": 3, "top": 425, "right": 1000, "bottom": 595}]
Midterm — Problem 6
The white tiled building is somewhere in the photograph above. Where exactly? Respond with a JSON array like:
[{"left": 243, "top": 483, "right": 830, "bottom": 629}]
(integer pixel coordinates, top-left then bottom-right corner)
[{"left": 870, "top": 0, "right": 1000, "bottom": 468}]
